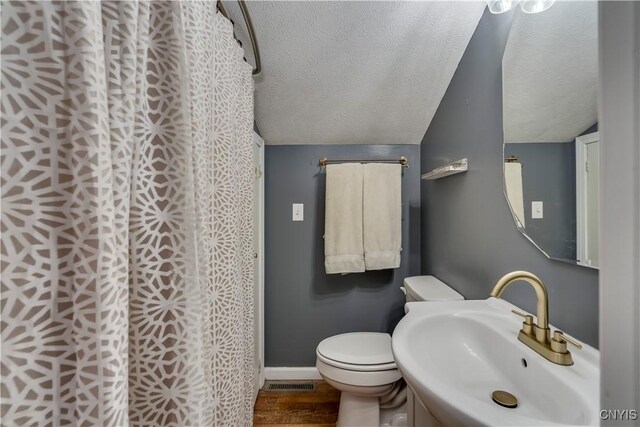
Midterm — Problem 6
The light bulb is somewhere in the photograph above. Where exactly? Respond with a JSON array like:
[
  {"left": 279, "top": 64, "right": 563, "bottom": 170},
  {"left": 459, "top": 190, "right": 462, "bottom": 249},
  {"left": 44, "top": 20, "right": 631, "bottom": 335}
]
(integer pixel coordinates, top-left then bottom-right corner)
[
  {"left": 487, "top": 0, "right": 519, "bottom": 14},
  {"left": 520, "top": 0, "right": 556, "bottom": 14}
]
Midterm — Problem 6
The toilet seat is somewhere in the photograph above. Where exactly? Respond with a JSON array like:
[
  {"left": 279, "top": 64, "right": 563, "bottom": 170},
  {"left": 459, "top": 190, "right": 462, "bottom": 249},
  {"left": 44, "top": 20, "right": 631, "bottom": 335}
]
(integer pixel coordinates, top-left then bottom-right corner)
[
  {"left": 316, "top": 352, "right": 397, "bottom": 372},
  {"left": 316, "top": 332, "right": 397, "bottom": 372}
]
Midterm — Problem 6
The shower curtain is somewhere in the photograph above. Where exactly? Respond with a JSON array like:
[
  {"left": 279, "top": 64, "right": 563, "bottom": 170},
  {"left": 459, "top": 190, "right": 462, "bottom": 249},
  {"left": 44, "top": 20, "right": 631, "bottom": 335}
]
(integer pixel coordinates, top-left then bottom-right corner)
[{"left": 1, "top": 1, "right": 254, "bottom": 425}]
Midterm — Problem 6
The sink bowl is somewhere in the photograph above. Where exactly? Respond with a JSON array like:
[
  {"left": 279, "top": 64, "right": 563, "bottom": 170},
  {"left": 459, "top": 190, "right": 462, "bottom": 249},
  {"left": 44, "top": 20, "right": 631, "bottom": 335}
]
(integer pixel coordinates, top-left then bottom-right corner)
[{"left": 392, "top": 298, "right": 599, "bottom": 426}]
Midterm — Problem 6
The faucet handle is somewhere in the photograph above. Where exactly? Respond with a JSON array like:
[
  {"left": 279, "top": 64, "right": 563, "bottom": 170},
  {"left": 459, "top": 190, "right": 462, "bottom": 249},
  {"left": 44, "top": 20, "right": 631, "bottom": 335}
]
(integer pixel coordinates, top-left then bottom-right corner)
[
  {"left": 511, "top": 309, "right": 534, "bottom": 324},
  {"left": 552, "top": 330, "right": 583, "bottom": 349},
  {"left": 511, "top": 309, "right": 534, "bottom": 335}
]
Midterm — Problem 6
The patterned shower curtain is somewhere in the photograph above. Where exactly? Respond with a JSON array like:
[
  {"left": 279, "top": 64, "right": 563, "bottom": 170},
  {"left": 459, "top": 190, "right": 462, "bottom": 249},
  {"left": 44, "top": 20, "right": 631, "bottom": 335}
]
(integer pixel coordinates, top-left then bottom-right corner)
[{"left": 1, "top": 1, "right": 254, "bottom": 425}]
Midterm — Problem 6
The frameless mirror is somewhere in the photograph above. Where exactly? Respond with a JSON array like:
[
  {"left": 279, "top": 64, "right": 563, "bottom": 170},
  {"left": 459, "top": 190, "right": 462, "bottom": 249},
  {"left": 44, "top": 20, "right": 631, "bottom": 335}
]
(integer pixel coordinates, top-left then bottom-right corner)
[{"left": 502, "top": 2, "right": 599, "bottom": 268}]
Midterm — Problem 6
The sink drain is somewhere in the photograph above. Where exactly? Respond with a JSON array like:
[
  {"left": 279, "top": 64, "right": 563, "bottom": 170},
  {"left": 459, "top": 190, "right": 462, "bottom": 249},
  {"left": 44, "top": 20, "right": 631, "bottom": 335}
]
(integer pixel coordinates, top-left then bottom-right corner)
[{"left": 492, "top": 390, "right": 518, "bottom": 408}]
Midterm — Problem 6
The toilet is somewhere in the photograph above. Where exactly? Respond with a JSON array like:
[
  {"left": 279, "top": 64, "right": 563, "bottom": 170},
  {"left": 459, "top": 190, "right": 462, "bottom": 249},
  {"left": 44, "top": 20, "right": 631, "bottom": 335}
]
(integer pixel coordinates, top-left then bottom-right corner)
[{"left": 315, "top": 276, "right": 464, "bottom": 427}]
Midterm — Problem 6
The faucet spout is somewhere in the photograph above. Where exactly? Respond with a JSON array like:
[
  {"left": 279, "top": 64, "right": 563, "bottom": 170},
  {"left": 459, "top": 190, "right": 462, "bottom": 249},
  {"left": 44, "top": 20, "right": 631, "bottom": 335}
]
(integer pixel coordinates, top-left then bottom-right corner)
[{"left": 491, "top": 271, "right": 550, "bottom": 343}]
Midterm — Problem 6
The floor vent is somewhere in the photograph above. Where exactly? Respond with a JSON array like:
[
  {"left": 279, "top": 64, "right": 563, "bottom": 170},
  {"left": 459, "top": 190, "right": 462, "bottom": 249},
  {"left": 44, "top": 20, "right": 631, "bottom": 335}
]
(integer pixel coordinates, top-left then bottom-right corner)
[{"left": 263, "top": 381, "right": 317, "bottom": 392}]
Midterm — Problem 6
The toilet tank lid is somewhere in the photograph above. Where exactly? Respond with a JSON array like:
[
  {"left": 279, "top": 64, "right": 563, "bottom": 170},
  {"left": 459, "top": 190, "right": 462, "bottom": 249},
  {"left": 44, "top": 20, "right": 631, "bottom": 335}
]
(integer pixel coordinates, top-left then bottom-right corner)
[{"left": 403, "top": 276, "right": 464, "bottom": 301}]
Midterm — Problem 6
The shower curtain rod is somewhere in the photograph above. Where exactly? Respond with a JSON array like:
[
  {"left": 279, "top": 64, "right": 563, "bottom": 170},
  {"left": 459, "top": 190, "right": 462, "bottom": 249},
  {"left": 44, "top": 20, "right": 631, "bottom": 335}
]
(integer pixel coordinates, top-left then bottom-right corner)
[
  {"left": 217, "top": 0, "right": 262, "bottom": 76},
  {"left": 319, "top": 156, "right": 409, "bottom": 168}
]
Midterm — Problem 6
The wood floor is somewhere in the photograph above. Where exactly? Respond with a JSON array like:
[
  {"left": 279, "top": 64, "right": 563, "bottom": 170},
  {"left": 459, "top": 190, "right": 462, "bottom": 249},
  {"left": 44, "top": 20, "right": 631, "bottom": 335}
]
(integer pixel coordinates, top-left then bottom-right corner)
[{"left": 253, "top": 381, "right": 340, "bottom": 426}]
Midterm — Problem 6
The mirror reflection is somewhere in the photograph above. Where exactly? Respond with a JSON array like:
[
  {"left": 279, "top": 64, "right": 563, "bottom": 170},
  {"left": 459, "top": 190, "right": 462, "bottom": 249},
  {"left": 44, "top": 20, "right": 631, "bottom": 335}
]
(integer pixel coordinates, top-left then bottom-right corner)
[{"left": 502, "top": 1, "right": 599, "bottom": 268}]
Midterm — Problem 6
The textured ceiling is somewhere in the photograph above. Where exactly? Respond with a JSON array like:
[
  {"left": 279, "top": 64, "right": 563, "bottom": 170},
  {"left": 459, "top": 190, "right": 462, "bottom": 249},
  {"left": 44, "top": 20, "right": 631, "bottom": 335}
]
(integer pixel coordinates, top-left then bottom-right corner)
[
  {"left": 503, "top": 1, "right": 598, "bottom": 144},
  {"left": 222, "top": 1, "right": 485, "bottom": 145}
]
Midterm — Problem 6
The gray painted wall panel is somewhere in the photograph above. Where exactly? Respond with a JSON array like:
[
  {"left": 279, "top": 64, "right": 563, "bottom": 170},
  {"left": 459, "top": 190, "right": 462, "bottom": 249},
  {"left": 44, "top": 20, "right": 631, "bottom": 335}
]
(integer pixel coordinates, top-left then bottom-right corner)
[
  {"left": 265, "top": 145, "right": 420, "bottom": 366},
  {"left": 505, "top": 142, "right": 577, "bottom": 260},
  {"left": 420, "top": 9, "right": 599, "bottom": 346}
]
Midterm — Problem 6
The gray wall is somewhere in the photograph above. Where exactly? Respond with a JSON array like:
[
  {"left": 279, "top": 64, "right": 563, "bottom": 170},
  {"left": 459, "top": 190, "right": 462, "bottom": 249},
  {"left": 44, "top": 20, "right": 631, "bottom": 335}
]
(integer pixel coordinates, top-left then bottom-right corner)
[
  {"left": 265, "top": 144, "right": 421, "bottom": 366},
  {"left": 420, "top": 9, "right": 599, "bottom": 346},
  {"left": 505, "top": 142, "right": 577, "bottom": 260},
  {"left": 502, "top": 122, "right": 597, "bottom": 261}
]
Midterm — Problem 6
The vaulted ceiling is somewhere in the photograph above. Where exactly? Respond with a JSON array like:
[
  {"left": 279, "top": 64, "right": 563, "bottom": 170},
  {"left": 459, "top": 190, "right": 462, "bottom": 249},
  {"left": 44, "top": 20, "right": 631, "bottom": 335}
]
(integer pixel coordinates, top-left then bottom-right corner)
[{"left": 222, "top": 1, "right": 486, "bottom": 145}]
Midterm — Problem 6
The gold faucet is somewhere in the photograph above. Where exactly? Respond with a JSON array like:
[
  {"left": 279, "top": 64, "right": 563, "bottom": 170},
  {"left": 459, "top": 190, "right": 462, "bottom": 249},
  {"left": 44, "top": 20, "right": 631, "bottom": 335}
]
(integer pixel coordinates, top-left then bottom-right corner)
[{"left": 490, "top": 271, "right": 581, "bottom": 366}]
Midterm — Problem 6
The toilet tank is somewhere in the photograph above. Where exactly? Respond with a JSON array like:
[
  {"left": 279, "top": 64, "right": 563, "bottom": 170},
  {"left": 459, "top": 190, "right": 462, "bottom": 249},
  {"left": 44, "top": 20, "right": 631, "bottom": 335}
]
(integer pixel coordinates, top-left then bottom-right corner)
[{"left": 402, "top": 276, "right": 464, "bottom": 302}]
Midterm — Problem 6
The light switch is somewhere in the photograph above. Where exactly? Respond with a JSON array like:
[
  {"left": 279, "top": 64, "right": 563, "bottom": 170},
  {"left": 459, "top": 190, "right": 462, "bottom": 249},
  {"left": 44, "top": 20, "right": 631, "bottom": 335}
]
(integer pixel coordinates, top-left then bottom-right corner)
[
  {"left": 292, "top": 203, "right": 304, "bottom": 221},
  {"left": 532, "top": 201, "right": 543, "bottom": 219}
]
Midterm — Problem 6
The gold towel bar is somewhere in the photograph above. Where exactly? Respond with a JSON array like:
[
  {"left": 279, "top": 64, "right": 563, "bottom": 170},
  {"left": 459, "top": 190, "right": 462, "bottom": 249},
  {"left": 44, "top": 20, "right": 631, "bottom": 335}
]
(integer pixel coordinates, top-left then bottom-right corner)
[{"left": 319, "top": 156, "right": 408, "bottom": 168}]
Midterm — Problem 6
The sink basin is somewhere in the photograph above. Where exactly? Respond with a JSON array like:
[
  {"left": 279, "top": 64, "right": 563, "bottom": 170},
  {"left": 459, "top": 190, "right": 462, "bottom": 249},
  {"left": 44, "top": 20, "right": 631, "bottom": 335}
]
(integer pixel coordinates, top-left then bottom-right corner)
[{"left": 392, "top": 298, "right": 599, "bottom": 426}]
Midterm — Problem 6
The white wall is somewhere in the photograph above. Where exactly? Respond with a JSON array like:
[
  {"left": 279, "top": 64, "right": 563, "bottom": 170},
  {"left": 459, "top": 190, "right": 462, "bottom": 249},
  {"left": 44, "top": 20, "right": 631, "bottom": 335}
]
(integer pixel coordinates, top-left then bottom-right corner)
[{"left": 599, "top": 1, "right": 640, "bottom": 422}]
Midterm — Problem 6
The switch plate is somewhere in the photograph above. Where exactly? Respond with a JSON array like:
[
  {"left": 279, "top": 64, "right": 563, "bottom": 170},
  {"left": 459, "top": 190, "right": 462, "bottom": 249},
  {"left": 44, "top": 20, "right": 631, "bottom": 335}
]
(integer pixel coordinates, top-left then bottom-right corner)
[
  {"left": 532, "top": 201, "right": 543, "bottom": 219},
  {"left": 292, "top": 203, "right": 304, "bottom": 221}
]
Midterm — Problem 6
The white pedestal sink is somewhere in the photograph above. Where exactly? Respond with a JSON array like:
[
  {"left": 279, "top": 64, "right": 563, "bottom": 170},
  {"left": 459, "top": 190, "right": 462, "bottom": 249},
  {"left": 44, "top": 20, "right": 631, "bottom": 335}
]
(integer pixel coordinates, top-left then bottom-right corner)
[{"left": 392, "top": 298, "right": 599, "bottom": 426}]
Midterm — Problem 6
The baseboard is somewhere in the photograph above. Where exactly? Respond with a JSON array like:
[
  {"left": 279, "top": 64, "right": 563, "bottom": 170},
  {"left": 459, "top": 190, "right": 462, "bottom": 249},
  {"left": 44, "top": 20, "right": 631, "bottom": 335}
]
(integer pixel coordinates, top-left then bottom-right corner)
[{"left": 264, "top": 367, "right": 322, "bottom": 380}]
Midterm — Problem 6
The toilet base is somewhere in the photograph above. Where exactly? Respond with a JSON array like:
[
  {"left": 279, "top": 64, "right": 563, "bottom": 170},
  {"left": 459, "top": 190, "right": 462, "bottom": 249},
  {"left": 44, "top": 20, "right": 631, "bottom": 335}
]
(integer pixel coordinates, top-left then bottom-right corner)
[
  {"left": 380, "top": 402, "right": 407, "bottom": 427},
  {"left": 335, "top": 394, "right": 408, "bottom": 427},
  {"left": 336, "top": 392, "right": 379, "bottom": 427},
  {"left": 336, "top": 392, "right": 407, "bottom": 427}
]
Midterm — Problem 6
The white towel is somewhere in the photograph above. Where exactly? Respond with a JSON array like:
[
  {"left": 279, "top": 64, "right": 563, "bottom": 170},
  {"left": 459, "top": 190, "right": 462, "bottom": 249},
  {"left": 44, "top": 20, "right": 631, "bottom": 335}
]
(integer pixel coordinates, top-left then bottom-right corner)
[
  {"left": 324, "top": 164, "right": 365, "bottom": 274},
  {"left": 363, "top": 163, "right": 401, "bottom": 270},
  {"left": 505, "top": 162, "right": 526, "bottom": 228}
]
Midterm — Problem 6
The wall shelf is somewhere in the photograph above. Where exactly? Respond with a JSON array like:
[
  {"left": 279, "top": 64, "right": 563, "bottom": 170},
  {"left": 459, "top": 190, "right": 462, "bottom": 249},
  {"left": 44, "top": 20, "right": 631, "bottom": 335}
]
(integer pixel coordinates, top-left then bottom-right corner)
[{"left": 421, "top": 158, "right": 468, "bottom": 180}]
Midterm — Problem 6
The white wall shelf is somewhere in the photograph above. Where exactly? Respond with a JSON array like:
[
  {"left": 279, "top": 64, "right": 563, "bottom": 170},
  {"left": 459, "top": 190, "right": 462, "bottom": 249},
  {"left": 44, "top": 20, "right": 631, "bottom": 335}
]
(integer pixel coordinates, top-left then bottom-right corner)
[{"left": 421, "top": 158, "right": 468, "bottom": 180}]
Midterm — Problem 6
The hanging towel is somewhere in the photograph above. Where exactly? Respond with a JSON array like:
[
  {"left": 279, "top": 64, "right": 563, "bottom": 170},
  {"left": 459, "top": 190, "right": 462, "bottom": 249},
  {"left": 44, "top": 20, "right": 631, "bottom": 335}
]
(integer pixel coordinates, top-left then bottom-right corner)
[
  {"left": 363, "top": 163, "right": 401, "bottom": 270},
  {"left": 505, "top": 162, "right": 526, "bottom": 228},
  {"left": 324, "top": 163, "right": 365, "bottom": 274}
]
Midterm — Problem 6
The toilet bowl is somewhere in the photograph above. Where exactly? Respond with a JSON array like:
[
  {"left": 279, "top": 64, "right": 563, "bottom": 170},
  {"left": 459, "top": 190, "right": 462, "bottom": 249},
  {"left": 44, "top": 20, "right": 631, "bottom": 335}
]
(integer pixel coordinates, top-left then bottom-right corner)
[{"left": 316, "top": 332, "right": 402, "bottom": 427}]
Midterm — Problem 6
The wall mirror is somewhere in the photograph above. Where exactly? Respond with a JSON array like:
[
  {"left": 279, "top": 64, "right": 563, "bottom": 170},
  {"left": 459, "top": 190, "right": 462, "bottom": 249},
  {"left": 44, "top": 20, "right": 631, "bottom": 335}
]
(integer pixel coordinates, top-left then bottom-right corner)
[{"left": 502, "top": 2, "right": 599, "bottom": 268}]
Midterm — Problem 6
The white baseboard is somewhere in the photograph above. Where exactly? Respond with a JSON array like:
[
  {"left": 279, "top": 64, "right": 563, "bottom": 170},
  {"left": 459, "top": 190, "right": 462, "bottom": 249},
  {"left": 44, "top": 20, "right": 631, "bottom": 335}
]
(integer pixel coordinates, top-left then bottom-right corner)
[{"left": 264, "top": 367, "right": 322, "bottom": 380}]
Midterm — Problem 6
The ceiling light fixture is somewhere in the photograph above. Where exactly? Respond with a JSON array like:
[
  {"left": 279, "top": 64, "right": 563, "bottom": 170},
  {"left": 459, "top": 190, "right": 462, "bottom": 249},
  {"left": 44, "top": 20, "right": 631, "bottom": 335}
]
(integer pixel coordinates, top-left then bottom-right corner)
[
  {"left": 520, "top": 0, "right": 556, "bottom": 14},
  {"left": 487, "top": 0, "right": 519, "bottom": 14},
  {"left": 486, "top": 0, "right": 556, "bottom": 14}
]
